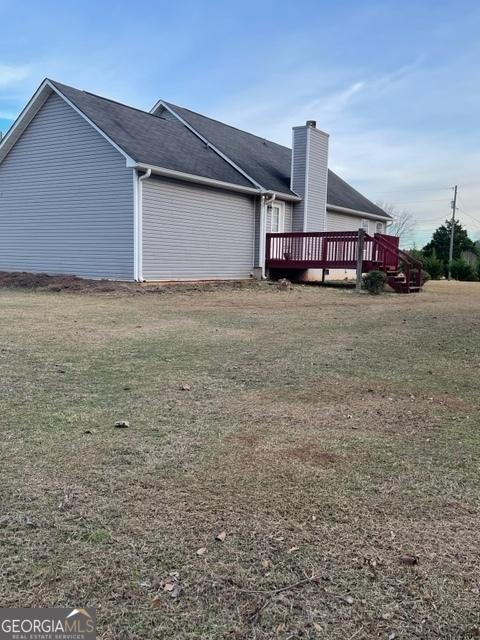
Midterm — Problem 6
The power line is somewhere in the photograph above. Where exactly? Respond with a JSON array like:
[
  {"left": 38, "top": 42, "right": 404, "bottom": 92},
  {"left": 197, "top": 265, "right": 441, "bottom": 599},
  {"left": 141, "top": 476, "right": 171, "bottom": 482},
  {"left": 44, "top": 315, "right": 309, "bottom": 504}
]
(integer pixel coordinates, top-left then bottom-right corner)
[
  {"left": 368, "top": 187, "right": 451, "bottom": 195},
  {"left": 456, "top": 197, "right": 480, "bottom": 225},
  {"left": 370, "top": 183, "right": 479, "bottom": 197},
  {"left": 458, "top": 208, "right": 480, "bottom": 227},
  {"left": 382, "top": 198, "right": 450, "bottom": 205},
  {"left": 414, "top": 216, "right": 451, "bottom": 223},
  {"left": 454, "top": 197, "right": 480, "bottom": 227}
]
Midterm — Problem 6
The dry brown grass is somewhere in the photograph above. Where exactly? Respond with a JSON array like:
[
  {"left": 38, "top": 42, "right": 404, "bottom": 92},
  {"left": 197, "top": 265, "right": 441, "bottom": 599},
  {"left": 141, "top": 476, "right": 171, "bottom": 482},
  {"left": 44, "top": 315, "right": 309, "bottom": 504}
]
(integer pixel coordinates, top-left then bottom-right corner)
[{"left": 0, "top": 279, "right": 479, "bottom": 639}]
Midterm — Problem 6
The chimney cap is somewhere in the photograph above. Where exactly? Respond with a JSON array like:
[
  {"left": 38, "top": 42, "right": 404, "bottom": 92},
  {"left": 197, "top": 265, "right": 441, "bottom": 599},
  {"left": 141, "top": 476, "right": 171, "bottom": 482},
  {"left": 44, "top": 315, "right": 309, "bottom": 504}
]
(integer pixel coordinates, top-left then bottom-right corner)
[{"left": 306, "top": 120, "right": 317, "bottom": 128}]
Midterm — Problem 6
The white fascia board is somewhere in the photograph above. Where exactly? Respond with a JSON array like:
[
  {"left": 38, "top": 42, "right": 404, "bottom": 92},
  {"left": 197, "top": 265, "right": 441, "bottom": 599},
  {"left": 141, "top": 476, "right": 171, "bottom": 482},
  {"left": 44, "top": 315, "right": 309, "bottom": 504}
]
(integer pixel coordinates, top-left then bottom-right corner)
[
  {"left": 135, "top": 163, "right": 302, "bottom": 203},
  {"left": 269, "top": 190, "right": 301, "bottom": 203},
  {"left": 0, "top": 79, "right": 136, "bottom": 169},
  {"left": 48, "top": 81, "right": 135, "bottom": 166},
  {"left": 0, "top": 80, "right": 52, "bottom": 165},
  {"left": 149, "top": 98, "right": 163, "bottom": 114},
  {"left": 134, "top": 162, "right": 261, "bottom": 195},
  {"left": 153, "top": 101, "right": 264, "bottom": 191},
  {"left": 327, "top": 204, "right": 392, "bottom": 222}
]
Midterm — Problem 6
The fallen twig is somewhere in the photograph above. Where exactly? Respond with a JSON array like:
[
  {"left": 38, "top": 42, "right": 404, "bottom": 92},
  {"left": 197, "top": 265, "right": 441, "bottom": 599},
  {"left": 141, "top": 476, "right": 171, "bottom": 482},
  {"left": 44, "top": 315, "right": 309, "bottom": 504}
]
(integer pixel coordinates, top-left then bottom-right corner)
[
  {"left": 235, "top": 574, "right": 321, "bottom": 597},
  {"left": 241, "top": 574, "right": 321, "bottom": 626}
]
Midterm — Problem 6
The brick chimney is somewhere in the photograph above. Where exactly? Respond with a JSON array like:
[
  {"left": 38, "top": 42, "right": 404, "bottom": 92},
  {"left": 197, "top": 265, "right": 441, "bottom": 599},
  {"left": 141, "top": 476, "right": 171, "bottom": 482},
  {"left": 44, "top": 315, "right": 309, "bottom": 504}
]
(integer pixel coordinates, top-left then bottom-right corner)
[{"left": 291, "top": 120, "right": 329, "bottom": 231}]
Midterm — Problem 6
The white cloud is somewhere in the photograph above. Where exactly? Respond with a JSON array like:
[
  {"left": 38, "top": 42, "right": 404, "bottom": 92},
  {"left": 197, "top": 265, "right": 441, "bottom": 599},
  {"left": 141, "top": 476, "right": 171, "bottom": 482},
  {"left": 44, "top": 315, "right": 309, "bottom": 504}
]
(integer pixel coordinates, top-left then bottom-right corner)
[
  {"left": 306, "top": 81, "right": 365, "bottom": 115},
  {"left": 0, "top": 65, "right": 29, "bottom": 87},
  {"left": 209, "top": 57, "right": 480, "bottom": 246}
]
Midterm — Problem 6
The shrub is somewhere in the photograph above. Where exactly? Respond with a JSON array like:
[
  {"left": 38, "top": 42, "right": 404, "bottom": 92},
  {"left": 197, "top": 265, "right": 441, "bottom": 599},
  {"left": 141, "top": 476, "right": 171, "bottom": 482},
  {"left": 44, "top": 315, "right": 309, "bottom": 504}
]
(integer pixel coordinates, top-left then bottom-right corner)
[
  {"left": 363, "top": 270, "right": 387, "bottom": 294},
  {"left": 450, "top": 258, "right": 479, "bottom": 281},
  {"left": 422, "top": 254, "right": 444, "bottom": 280},
  {"left": 406, "top": 248, "right": 424, "bottom": 262},
  {"left": 420, "top": 269, "right": 431, "bottom": 284}
]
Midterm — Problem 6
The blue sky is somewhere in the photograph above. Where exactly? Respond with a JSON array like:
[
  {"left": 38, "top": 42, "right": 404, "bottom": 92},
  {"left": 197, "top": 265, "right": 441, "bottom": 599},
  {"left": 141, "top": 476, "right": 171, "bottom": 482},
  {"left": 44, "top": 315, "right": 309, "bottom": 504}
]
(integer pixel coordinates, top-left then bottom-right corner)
[{"left": 1, "top": 0, "right": 479, "bottom": 245}]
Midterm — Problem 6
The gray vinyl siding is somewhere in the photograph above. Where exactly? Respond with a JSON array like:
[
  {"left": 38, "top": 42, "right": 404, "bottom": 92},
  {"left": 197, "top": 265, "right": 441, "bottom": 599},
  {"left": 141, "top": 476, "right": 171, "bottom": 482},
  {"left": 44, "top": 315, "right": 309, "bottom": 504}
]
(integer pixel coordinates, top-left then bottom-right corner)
[
  {"left": 0, "top": 92, "right": 134, "bottom": 280},
  {"left": 327, "top": 211, "right": 362, "bottom": 232},
  {"left": 305, "top": 128, "right": 328, "bottom": 231},
  {"left": 291, "top": 126, "right": 328, "bottom": 232},
  {"left": 142, "top": 176, "right": 255, "bottom": 280},
  {"left": 285, "top": 202, "right": 293, "bottom": 231},
  {"left": 327, "top": 211, "right": 387, "bottom": 234},
  {"left": 291, "top": 127, "right": 307, "bottom": 231}
]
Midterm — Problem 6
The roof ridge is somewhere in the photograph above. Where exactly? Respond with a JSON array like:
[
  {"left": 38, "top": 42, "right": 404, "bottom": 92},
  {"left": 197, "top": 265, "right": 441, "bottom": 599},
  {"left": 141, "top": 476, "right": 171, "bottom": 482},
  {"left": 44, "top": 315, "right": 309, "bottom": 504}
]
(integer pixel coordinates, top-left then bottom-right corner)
[
  {"left": 160, "top": 101, "right": 266, "bottom": 191},
  {"left": 51, "top": 81, "right": 291, "bottom": 152},
  {"left": 49, "top": 80, "right": 169, "bottom": 122},
  {"left": 83, "top": 91, "right": 169, "bottom": 121},
  {"left": 163, "top": 100, "right": 293, "bottom": 152}
]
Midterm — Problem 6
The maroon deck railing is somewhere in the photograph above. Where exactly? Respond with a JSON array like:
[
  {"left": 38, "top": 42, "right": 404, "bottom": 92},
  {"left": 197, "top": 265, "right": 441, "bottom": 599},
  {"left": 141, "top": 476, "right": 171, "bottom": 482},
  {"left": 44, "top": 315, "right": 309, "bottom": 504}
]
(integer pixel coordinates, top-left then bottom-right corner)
[
  {"left": 372, "top": 232, "right": 423, "bottom": 288},
  {"left": 266, "top": 231, "right": 377, "bottom": 269},
  {"left": 265, "top": 230, "right": 422, "bottom": 287}
]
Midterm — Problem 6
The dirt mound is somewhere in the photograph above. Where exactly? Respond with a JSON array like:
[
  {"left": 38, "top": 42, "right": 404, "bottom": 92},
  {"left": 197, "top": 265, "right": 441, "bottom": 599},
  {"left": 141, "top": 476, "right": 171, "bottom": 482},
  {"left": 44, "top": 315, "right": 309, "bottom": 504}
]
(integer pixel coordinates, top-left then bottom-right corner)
[
  {"left": 0, "top": 271, "right": 260, "bottom": 295},
  {"left": 0, "top": 271, "right": 134, "bottom": 293}
]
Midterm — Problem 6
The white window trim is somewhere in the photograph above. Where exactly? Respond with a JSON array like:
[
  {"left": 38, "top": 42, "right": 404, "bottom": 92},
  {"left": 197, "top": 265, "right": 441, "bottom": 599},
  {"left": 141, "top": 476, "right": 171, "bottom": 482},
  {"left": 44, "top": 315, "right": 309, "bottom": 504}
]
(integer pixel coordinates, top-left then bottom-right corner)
[
  {"left": 269, "top": 201, "right": 286, "bottom": 233},
  {"left": 361, "top": 219, "right": 369, "bottom": 232}
]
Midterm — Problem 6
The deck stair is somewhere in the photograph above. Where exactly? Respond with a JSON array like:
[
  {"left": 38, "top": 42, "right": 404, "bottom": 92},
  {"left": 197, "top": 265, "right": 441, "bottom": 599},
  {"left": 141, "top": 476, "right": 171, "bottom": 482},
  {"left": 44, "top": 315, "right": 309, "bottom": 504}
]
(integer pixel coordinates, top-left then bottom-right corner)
[
  {"left": 373, "top": 233, "right": 423, "bottom": 294},
  {"left": 265, "top": 230, "right": 423, "bottom": 294}
]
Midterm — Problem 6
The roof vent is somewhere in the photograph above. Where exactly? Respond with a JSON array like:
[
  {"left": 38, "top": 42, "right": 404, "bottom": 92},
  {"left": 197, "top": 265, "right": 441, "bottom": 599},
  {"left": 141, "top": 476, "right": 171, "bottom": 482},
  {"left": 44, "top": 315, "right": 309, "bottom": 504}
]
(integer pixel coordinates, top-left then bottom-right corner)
[{"left": 306, "top": 120, "right": 317, "bottom": 128}]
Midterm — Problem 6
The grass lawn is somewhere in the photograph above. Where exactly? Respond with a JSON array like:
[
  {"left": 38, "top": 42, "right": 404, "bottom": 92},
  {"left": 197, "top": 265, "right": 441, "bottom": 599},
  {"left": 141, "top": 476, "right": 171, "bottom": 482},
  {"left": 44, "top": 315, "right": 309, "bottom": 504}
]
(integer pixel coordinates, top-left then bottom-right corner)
[{"left": 0, "top": 280, "right": 479, "bottom": 639}]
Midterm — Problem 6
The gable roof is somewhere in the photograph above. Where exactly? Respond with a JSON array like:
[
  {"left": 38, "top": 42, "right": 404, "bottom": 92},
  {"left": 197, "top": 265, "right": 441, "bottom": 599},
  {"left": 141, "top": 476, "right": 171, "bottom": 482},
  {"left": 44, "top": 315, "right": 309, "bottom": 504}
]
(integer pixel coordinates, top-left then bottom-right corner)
[
  {"left": 159, "top": 101, "right": 295, "bottom": 196},
  {"left": 155, "top": 101, "right": 390, "bottom": 219},
  {"left": 49, "top": 81, "right": 254, "bottom": 188},
  {"left": 0, "top": 79, "right": 390, "bottom": 219}
]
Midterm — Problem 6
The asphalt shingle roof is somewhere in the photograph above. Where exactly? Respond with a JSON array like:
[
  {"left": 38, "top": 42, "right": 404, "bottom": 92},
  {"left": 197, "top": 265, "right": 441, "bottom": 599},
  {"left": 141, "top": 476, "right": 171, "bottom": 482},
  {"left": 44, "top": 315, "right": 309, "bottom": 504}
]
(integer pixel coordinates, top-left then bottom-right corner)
[
  {"left": 50, "top": 81, "right": 252, "bottom": 188},
  {"left": 50, "top": 80, "right": 389, "bottom": 218},
  {"left": 162, "top": 101, "right": 390, "bottom": 218}
]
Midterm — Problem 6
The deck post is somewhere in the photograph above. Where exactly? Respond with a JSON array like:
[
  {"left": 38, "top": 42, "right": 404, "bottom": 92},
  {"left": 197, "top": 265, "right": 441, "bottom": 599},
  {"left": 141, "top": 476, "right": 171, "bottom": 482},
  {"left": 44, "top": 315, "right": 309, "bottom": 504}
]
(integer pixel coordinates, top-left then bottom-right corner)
[{"left": 356, "top": 229, "right": 365, "bottom": 291}]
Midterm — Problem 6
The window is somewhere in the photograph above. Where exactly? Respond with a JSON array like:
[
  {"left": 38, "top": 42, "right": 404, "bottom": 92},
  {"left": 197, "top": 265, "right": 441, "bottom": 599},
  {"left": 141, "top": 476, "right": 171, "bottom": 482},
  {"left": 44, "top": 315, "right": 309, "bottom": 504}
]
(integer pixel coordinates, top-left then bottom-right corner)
[
  {"left": 375, "top": 222, "right": 384, "bottom": 233},
  {"left": 361, "top": 219, "right": 369, "bottom": 232},
  {"left": 269, "top": 202, "right": 285, "bottom": 233}
]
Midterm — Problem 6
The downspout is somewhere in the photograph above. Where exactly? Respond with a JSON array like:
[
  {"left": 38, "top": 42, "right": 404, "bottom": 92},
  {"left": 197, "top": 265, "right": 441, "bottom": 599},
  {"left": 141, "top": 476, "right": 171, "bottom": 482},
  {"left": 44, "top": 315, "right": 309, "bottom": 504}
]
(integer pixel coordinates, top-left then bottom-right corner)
[
  {"left": 136, "top": 168, "right": 151, "bottom": 282},
  {"left": 259, "top": 193, "right": 275, "bottom": 279}
]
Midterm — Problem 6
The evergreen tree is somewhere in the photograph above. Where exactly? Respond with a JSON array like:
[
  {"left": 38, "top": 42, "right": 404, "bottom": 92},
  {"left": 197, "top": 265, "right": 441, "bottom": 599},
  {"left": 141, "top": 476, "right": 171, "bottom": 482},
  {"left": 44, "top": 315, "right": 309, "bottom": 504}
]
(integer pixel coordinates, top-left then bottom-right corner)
[{"left": 423, "top": 219, "right": 477, "bottom": 263}]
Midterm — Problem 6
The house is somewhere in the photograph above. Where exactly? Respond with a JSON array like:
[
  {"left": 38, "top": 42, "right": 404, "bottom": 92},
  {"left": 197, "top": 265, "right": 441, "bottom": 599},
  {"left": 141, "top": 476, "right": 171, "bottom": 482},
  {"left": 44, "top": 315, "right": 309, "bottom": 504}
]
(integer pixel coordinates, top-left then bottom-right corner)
[{"left": 0, "top": 79, "right": 395, "bottom": 283}]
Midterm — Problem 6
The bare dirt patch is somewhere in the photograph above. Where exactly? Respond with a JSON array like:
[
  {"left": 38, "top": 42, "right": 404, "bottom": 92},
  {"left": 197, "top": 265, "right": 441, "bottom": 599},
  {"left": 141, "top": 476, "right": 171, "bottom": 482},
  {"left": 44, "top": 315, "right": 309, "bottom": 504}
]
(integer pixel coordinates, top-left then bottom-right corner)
[
  {"left": 0, "top": 270, "right": 262, "bottom": 296},
  {"left": 0, "top": 270, "right": 136, "bottom": 292},
  {"left": 286, "top": 445, "right": 339, "bottom": 466},
  {"left": 232, "top": 432, "right": 262, "bottom": 449}
]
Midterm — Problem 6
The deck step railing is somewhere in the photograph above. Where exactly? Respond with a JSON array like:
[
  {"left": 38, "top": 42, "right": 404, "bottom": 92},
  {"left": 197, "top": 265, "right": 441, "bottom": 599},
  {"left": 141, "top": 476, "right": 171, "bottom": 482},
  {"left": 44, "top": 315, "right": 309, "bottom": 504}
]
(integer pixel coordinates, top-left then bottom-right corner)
[
  {"left": 265, "top": 230, "right": 423, "bottom": 292},
  {"left": 372, "top": 232, "right": 423, "bottom": 289}
]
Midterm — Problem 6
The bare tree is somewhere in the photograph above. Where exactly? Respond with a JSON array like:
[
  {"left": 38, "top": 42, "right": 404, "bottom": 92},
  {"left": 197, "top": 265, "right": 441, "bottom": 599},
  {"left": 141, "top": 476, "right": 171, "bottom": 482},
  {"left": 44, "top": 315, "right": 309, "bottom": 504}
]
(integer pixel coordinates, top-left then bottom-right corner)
[{"left": 376, "top": 201, "right": 416, "bottom": 239}]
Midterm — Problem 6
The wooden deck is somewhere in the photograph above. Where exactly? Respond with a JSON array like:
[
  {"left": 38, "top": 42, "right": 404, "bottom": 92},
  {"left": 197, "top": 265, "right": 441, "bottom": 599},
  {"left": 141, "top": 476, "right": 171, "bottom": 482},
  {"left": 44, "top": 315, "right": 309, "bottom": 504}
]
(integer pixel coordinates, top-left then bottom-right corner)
[
  {"left": 266, "top": 231, "right": 397, "bottom": 270},
  {"left": 265, "top": 231, "right": 423, "bottom": 293}
]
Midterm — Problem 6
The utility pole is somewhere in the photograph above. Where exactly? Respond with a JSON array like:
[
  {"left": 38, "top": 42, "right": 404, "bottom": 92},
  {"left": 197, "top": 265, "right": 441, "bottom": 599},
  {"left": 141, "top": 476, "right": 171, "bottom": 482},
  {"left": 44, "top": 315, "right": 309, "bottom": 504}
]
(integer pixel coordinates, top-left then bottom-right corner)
[{"left": 447, "top": 185, "right": 458, "bottom": 281}]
